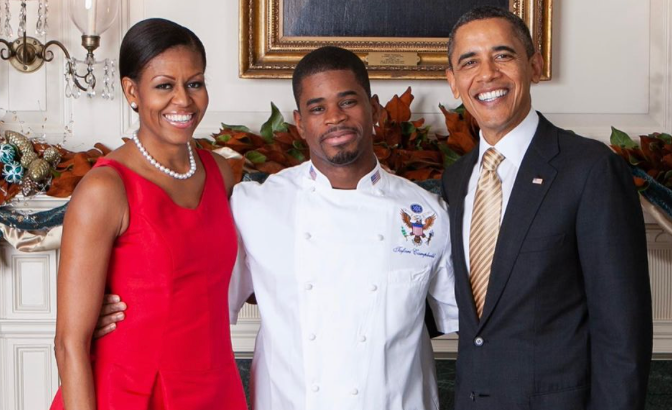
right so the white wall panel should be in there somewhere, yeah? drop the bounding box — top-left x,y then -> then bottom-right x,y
2,340 -> 58,410
2,247 -> 57,320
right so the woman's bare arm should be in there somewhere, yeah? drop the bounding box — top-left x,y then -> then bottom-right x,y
211,153 -> 236,198
54,167 -> 127,410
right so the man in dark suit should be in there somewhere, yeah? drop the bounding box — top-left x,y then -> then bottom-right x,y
441,6 -> 653,409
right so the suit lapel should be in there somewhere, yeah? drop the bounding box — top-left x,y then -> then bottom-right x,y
477,115 -> 560,331
451,148 -> 480,326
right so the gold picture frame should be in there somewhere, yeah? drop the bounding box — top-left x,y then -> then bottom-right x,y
240,0 -> 553,80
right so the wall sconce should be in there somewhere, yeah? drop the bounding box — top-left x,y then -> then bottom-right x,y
0,0 -> 119,99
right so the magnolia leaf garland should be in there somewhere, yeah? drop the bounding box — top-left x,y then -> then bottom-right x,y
0,131 -> 110,205
203,87 -> 480,182
610,127 -> 672,190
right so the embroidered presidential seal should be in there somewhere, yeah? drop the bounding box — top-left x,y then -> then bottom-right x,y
400,204 -> 436,246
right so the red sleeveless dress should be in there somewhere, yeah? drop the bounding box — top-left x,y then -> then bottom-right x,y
50,150 -> 247,410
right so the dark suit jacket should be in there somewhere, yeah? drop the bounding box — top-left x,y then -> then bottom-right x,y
440,114 -> 652,410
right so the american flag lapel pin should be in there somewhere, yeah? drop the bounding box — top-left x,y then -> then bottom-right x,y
532,177 -> 543,185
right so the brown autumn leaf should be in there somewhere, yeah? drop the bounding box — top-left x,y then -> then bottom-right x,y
402,168 -> 434,181
0,181 -> 20,204
373,144 -> 391,160
72,153 -> 93,177
661,153 -> 672,170
255,161 -> 286,174
440,105 -> 478,155
641,136 -> 663,166
633,176 -> 647,188
226,157 -> 245,183
273,131 -> 297,146
384,87 -> 413,123
47,174 -> 83,197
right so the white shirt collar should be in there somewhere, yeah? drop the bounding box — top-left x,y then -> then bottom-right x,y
306,159 -> 384,192
477,107 -> 539,169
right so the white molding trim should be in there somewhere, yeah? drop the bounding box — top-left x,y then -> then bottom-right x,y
654,321 -> 672,354
0,338 -> 6,410
0,321 -> 56,337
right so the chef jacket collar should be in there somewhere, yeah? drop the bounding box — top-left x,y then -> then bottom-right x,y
307,160 -> 385,193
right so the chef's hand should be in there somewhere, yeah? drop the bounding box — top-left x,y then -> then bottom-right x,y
94,294 -> 126,339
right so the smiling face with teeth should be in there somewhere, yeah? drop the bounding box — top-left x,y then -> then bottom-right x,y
122,45 -> 208,148
446,18 -> 543,145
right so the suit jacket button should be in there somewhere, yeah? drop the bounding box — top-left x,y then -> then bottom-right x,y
470,392 -> 476,401
474,337 -> 484,347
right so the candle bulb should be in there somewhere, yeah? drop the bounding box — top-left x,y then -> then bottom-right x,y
86,0 -> 98,34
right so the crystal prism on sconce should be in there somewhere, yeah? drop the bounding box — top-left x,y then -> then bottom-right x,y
0,0 -> 119,99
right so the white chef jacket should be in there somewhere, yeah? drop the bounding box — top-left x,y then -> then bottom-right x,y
229,160 -> 458,410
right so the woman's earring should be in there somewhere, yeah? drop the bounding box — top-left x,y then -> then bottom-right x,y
130,102 -> 138,110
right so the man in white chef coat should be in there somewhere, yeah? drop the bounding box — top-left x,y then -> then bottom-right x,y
228,46 -> 458,410
95,46 -> 458,410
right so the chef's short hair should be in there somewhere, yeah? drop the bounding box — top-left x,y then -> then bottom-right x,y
292,46 -> 371,109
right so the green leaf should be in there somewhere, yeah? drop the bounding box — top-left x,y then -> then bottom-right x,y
288,148 -> 306,162
454,104 -> 467,116
50,169 -> 61,178
245,150 -> 267,164
656,133 -> 672,144
220,123 -> 250,132
292,140 -> 305,150
216,134 -> 232,143
401,122 -> 416,136
610,127 -> 638,149
438,142 -> 462,166
664,170 -> 672,181
627,152 -> 642,166
260,103 -> 288,143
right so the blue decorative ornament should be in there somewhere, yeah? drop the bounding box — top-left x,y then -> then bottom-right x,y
0,144 -> 16,164
2,162 -> 24,184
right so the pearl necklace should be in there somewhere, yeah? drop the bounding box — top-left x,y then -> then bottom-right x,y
131,132 -> 197,180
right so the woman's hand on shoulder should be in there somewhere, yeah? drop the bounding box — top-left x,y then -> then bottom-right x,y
211,152 -> 237,198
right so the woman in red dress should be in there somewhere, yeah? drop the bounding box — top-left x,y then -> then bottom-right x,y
50,18 -> 247,410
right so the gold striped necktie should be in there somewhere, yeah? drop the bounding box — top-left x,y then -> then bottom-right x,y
469,148 -> 505,319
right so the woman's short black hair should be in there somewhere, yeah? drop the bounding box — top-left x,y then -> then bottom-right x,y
119,18 -> 207,82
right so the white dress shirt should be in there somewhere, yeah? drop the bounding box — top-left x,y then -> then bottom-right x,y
229,160 -> 458,410
462,108 -> 539,271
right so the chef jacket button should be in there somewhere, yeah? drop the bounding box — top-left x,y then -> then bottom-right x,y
350,388 -> 359,396
375,189 -> 384,196
369,284 -> 378,292
474,337 -> 484,347
305,283 -> 313,290
308,333 -> 316,341
311,384 -> 320,392
358,335 -> 367,342
304,232 -> 312,240
309,187 -> 316,192
377,234 -> 384,241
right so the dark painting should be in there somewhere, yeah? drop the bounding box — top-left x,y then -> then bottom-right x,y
283,0 -> 510,38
